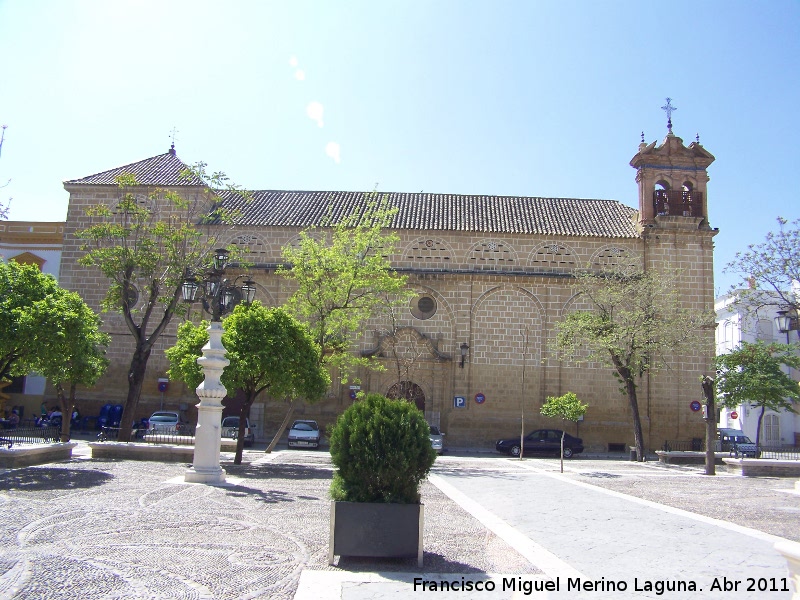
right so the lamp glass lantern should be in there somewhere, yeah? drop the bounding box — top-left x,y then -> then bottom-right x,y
460,342 -> 469,368
774,309 -> 798,334
181,276 -> 199,303
242,278 -> 257,304
213,248 -> 230,271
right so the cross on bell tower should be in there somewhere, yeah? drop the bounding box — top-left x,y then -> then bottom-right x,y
630,101 -> 715,228
661,98 -> 677,134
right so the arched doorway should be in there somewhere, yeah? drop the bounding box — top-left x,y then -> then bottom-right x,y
386,381 -> 425,412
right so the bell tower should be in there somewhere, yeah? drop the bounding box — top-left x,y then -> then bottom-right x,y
630,98 -> 716,229
629,99 -> 719,456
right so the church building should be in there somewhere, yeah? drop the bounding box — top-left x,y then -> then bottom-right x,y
57,121 -> 717,452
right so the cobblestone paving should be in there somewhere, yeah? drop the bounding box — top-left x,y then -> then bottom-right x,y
0,450 -> 537,600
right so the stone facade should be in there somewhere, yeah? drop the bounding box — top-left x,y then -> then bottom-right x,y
56,131 -> 718,452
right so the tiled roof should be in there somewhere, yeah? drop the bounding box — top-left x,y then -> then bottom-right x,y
64,149 -> 204,186
65,151 -> 640,238
218,190 -> 639,238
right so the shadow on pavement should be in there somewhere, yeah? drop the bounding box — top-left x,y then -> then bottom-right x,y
335,553 -> 490,574
224,462 -> 333,481
0,467 -> 114,491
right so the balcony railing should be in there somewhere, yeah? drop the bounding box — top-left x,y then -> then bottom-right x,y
653,189 -> 703,218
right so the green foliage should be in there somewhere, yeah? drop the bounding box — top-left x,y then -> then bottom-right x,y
21,289 -> 109,390
554,269 -> 714,387
329,393 -> 436,504
75,168 -> 249,437
715,341 -> 800,412
166,319 -> 210,390
279,194 -> 410,380
541,392 -> 588,423
167,301 -> 329,464
553,267 -> 714,460
167,302 -> 330,402
0,261 -> 62,382
222,302 -> 330,401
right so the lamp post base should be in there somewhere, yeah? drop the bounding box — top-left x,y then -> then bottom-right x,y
184,465 -> 227,485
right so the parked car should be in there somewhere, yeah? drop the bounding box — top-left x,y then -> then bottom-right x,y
717,428 -> 760,458
221,416 -> 255,447
496,428 -> 584,458
429,425 -> 445,454
148,411 -> 188,434
288,419 -> 321,449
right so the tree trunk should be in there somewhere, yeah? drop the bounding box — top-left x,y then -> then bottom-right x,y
233,393 -> 256,465
56,383 -> 72,443
611,357 -> 646,461
118,346 -> 152,442
702,375 -> 716,476
266,401 -> 294,453
755,405 -> 765,449
626,378 -> 645,461
559,430 -> 565,473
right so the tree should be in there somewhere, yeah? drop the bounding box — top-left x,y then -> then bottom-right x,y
166,302 -> 330,464
715,341 -> 800,448
553,268 -> 714,461
278,195 -> 410,380
0,261 -> 61,392
540,392 -> 588,472
77,167 -> 247,441
725,217 -> 800,322
21,291 -> 109,441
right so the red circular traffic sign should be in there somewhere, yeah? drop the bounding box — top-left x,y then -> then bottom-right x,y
475,393 -> 486,404
730,411 -> 738,420
690,400 -> 701,412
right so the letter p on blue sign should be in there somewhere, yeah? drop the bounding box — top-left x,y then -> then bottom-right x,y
453,396 -> 466,408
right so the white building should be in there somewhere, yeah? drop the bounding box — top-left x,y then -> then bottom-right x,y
0,221 -> 64,402
715,292 -> 800,447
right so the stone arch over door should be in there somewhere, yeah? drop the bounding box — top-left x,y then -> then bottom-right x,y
386,381 -> 426,412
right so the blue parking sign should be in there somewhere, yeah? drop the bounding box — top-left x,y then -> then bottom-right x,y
453,396 -> 466,408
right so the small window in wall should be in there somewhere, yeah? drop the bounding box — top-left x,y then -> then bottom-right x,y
410,294 -> 437,320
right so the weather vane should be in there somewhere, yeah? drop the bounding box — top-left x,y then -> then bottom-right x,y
169,127 -> 179,151
661,98 -> 676,134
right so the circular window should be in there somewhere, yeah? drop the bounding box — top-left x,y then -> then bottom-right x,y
410,294 -> 437,320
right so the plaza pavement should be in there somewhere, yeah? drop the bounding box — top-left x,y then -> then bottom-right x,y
0,440 -> 797,599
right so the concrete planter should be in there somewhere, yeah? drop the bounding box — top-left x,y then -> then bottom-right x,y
328,501 -> 423,567
0,442 -> 76,468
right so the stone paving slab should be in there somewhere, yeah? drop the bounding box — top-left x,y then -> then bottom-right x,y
0,446 -> 537,600
431,456 -> 799,600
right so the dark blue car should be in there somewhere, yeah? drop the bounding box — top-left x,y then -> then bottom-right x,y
496,429 -> 584,458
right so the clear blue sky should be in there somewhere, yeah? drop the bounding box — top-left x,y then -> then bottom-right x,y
1,0 -> 797,294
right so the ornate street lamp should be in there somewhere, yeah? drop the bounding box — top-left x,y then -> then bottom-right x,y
774,309 -> 799,342
181,252 -> 256,484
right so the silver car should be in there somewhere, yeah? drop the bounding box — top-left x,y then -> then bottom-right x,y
429,425 -> 445,454
148,411 -> 188,434
288,420 -> 321,449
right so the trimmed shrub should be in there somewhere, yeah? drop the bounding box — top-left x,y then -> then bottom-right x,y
329,393 -> 437,504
